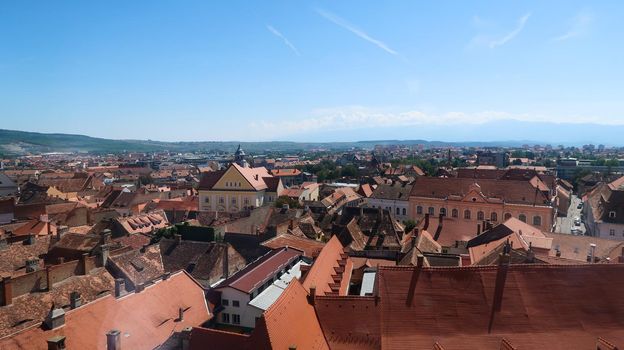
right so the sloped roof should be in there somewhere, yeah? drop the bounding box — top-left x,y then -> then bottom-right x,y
261,234 -> 325,258
107,244 -> 164,287
0,271 -> 210,350
302,235 -> 352,296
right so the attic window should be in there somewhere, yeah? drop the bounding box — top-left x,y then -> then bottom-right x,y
472,198 -> 476,202
609,211 -> 617,219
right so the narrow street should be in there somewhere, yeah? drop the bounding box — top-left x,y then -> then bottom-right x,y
555,194 -> 586,235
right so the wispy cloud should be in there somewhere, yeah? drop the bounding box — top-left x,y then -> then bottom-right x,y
266,25 -> 301,56
250,105 -> 616,137
553,11 -> 593,41
489,13 -> 531,48
316,8 -> 398,56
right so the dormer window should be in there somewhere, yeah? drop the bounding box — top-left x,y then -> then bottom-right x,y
609,211 -> 616,219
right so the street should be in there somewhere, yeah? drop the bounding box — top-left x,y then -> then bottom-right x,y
555,194 -> 586,235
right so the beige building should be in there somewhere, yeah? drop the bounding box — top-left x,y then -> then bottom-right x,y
409,177 -> 556,232
198,163 -> 283,213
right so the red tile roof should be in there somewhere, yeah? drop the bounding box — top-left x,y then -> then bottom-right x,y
0,271 -> 210,350
302,236 -> 352,296
261,234 -> 325,258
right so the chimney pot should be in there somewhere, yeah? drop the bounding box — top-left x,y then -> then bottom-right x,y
44,308 -> 66,330
178,307 -> 184,322
70,291 -> 82,309
106,330 -> 121,350
308,285 -> 316,305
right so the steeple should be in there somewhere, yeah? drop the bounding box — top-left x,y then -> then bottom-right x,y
234,144 -> 248,167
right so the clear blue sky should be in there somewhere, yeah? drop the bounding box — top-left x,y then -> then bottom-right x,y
1,1 -> 623,143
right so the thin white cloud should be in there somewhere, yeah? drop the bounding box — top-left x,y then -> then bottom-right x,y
489,13 -> 531,48
316,8 -> 398,56
250,105 -> 619,137
266,25 -> 301,56
553,12 -> 593,41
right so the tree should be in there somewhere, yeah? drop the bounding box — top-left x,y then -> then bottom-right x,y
275,196 -> 301,209
403,220 -> 417,233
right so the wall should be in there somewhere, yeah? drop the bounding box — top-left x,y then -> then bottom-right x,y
217,288 -> 262,329
367,198 -> 409,221
199,190 -> 265,213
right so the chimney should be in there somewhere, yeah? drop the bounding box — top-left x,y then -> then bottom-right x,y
70,291 -> 82,309
589,243 -> 597,263
178,307 -> 184,322
180,327 -> 192,350
433,214 -> 444,241
100,244 -> 110,267
100,229 -> 112,244
1,277 -> 13,306
477,224 -> 481,236
106,330 -> 121,350
526,242 -> 535,263
57,226 -> 69,241
308,285 -> 316,305
423,213 -> 430,231
0,236 -> 8,250
47,336 -> 66,350
174,234 -> 182,244
25,258 -> 40,273
556,249 -> 561,257
26,234 -> 36,245
44,307 -> 66,330
114,278 -> 126,298
222,244 -> 229,279
416,254 -> 424,268
162,272 -> 171,280
411,229 -> 419,250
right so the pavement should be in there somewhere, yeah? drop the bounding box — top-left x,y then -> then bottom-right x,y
555,194 -> 586,235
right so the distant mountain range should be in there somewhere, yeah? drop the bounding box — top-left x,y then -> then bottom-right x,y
0,127 -> 599,156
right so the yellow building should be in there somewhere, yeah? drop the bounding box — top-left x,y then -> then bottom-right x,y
198,163 -> 283,212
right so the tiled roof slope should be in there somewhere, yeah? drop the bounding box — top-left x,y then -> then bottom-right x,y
261,234 -> 325,258
190,279 -> 328,350
302,235 -> 353,296
317,264 -> 624,349
0,271 -> 210,350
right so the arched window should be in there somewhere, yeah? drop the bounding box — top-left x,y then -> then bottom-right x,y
477,211 -> 484,220
417,206 -> 423,214
533,215 -> 542,226
491,212 -> 498,222
504,212 -> 512,221
428,207 -> 435,215
440,208 -> 447,216
402,208 -> 406,216
519,214 -> 527,223
452,209 -> 458,218
464,210 -> 471,219
396,207 -> 400,215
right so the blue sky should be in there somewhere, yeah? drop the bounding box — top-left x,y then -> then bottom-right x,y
1,1 -> 623,143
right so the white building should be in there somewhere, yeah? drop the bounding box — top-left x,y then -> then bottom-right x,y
367,182 -> 412,221
212,247 -> 304,329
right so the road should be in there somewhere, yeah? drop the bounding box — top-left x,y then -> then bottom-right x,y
555,194 -> 586,235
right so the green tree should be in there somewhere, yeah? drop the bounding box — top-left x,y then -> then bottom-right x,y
275,196 -> 301,209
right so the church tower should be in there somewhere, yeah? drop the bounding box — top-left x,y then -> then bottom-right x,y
234,144 -> 248,168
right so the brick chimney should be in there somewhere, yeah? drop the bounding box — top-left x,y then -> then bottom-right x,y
423,213 -> 430,231
106,330 -> 121,350
177,307 -> 184,322
47,336 -> 66,350
1,277 -> 13,306
433,214 -> 444,241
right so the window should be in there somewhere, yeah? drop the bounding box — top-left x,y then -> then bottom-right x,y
477,211 -> 484,220
204,197 -> 209,203
231,197 -> 237,204
244,198 -> 249,205
440,208 -> 447,216
417,206 -> 423,214
464,210 -> 471,220
519,214 -> 527,223
233,300 -> 240,307
396,207 -> 400,215
610,229 -> 616,236
491,212 -> 498,222
222,313 -> 230,323
451,209 -> 458,218
609,211 -> 617,219
504,212 -> 512,221
232,314 -> 241,325
219,197 -> 224,204
402,208 -> 406,216
532,215 -> 542,226
428,207 -> 435,215
222,299 -> 229,306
